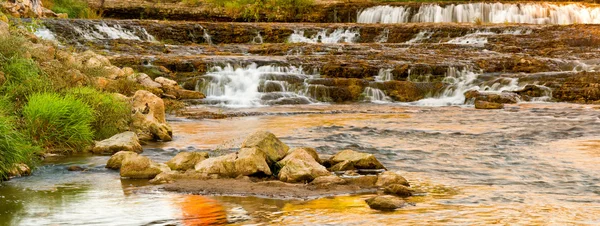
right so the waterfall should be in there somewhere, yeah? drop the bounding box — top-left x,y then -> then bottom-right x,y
412,67 -> 524,106
199,64 -> 314,107
363,87 -> 391,103
288,28 -> 360,43
203,29 -> 213,45
34,27 -> 59,42
406,31 -> 433,44
446,31 -> 494,46
358,3 -> 600,24
375,69 -> 393,82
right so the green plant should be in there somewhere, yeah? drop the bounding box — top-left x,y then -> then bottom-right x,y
0,58 -> 48,107
0,113 -> 40,180
22,93 -> 95,152
66,87 -> 131,140
0,35 -> 28,60
203,0 -> 314,22
43,0 -> 102,19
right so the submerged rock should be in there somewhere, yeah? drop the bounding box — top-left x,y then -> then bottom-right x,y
67,166 -> 85,171
241,131 -> 289,163
365,195 -> 405,211
166,152 -> 209,171
475,100 -> 504,109
131,90 -> 173,141
106,151 -> 139,169
384,184 -> 414,198
277,148 -> 330,183
376,171 -> 410,187
512,84 -> 551,101
92,131 -> 143,155
330,150 -> 386,170
120,155 -> 170,179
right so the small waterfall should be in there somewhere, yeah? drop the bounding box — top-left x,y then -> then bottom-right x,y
252,32 -> 264,44
412,67 -> 524,106
446,31 -> 494,46
375,28 -> 389,43
34,27 -> 59,42
288,28 -> 360,44
406,31 -> 433,44
203,29 -> 213,45
375,68 -> 393,82
358,3 -> 600,24
363,87 -> 391,103
199,64 -> 314,107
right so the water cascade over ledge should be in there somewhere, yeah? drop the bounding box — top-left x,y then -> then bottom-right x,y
358,3 -> 600,24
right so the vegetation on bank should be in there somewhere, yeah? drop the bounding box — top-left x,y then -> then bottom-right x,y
0,21 -> 132,178
186,0 -> 314,22
41,0 -> 101,19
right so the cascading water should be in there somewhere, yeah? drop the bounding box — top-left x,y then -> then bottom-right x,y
198,64 -> 314,107
446,31 -> 495,46
375,68 -> 393,82
406,31 -> 433,44
288,28 -> 360,43
363,87 -> 392,103
412,67 -> 528,106
358,3 -> 600,24
34,27 -> 59,42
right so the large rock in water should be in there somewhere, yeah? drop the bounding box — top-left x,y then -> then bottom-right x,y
106,151 -> 139,169
365,196 -> 405,211
194,148 -> 272,178
120,155 -> 170,179
329,150 -> 386,171
384,184 -> 414,198
376,171 -> 410,187
277,148 -> 330,183
166,152 -> 209,171
241,131 -> 289,163
131,90 -> 173,141
288,147 -> 321,163
92,132 -> 143,155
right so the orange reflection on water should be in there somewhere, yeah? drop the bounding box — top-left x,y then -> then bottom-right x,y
177,195 -> 228,226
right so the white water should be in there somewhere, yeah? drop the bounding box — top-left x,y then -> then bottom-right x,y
288,28 -> 360,43
252,32 -> 264,44
446,31 -> 494,46
358,3 -> 600,24
412,67 -> 524,106
70,22 -> 156,41
363,87 -> 392,103
375,68 -> 393,82
200,64 -> 313,107
203,29 -> 213,45
406,31 -> 433,44
34,27 -> 59,42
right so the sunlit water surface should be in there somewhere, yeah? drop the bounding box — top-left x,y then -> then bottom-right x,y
2,103 -> 600,225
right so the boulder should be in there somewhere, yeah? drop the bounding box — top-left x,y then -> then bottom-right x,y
78,51 -> 111,69
376,171 -> 410,187
131,90 -> 173,141
194,148 -> 272,178
384,184 -> 414,198
92,132 -> 143,155
8,163 -> 31,178
344,175 -> 378,188
235,148 -> 272,177
120,155 -> 170,179
194,153 -> 238,178
106,151 -> 139,169
464,90 -> 519,104
512,84 -> 551,101
154,77 -> 205,100
330,150 -> 386,170
136,73 -> 162,89
1,0 -> 44,18
365,196 -> 405,211
288,147 -> 321,163
104,65 -> 125,80
241,131 -> 289,163
166,152 -> 209,171
474,100 -> 504,109
329,160 -> 356,171
277,148 -> 330,183
310,175 -> 347,186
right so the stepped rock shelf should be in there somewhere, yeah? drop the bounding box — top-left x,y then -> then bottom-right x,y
38,19 -> 600,106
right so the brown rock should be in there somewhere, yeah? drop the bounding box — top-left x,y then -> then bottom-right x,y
92,131 -> 143,155
106,151 -> 139,169
166,152 -> 209,171
384,184 -> 414,198
120,155 -> 170,179
278,148 -> 330,183
310,175 -> 347,186
194,148 -> 272,178
365,195 -> 405,211
475,100 -> 504,109
376,171 -> 410,187
344,175 -> 378,188
241,131 -> 289,163
330,150 -> 385,170
131,90 -> 173,141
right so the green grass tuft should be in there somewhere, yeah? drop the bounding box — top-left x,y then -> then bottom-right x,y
0,58 -> 49,107
0,113 -> 40,181
66,87 -> 132,140
22,93 -> 95,152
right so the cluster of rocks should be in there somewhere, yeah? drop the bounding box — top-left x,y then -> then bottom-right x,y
464,84 -> 551,109
1,0 -> 65,18
101,130 -> 414,210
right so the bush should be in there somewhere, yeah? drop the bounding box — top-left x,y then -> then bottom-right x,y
0,114 -> 40,180
43,0 -> 101,19
66,87 -> 131,140
22,93 -> 95,152
0,58 -> 48,107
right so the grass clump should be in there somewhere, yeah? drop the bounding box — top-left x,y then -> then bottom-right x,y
66,87 -> 131,140
22,93 -> 95,152
42,0 -> 102,19
0,112 -> 40,180
0,58 -> 48,107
